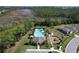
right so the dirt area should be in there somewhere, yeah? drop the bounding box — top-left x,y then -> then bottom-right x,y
49,36 -> 60,44
47,35 -> 61,45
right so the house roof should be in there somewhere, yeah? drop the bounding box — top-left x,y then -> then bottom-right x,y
59,26 -> 79,34
33,37 -> 44,44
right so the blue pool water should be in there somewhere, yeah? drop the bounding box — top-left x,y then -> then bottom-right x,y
34,29 -> 45,37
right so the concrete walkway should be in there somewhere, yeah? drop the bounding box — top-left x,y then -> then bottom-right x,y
26,49 -> 62,53
26,46 -> 63,53
37,44 -> 40,50
65,36 -> 79,53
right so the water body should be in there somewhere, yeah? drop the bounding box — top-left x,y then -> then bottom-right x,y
18,9 -> 32,15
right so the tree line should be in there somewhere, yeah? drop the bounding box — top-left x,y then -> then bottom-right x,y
0,20 -> 32,52
33,7 -> 79,26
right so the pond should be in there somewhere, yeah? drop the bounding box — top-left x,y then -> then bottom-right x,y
18,9 -> 32,15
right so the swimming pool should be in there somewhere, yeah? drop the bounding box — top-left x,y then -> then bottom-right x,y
34,29 -> 45,37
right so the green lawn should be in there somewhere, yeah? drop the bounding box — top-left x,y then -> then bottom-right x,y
40,44 -> 51,49
62,34 -> 75,52
76,45 -> 79,53
12,31 -> 36,53
75,32 -> 79,35
12,33 -> 28,53
51,29 -> 64,39
14,45 -> 36,53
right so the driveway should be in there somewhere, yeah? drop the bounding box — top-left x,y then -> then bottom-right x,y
65,37 -> 79,53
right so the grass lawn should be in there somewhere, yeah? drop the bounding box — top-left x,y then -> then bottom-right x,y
76,45 -> 79,53
50,29 -> 64,39
40,44 -> 51,49
75,32 -> 79,35
11,31 -> 36,53
62,34 -> 75,52
14,45 -> 36,53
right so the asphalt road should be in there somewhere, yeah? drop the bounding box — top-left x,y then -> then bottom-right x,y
65,37 -> 79,53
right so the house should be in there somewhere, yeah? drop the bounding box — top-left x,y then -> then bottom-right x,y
33,28 -> 45,45
59,26 -> 79,35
